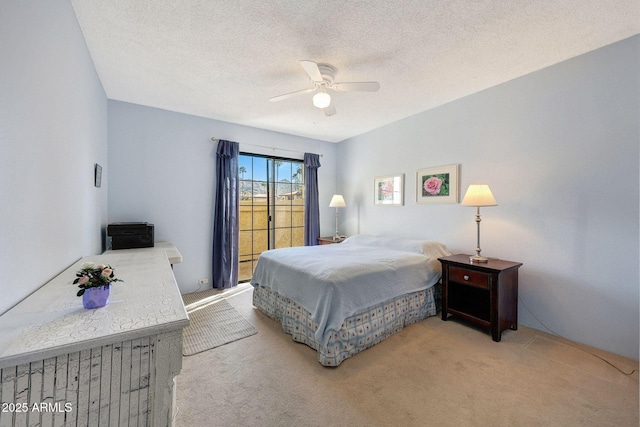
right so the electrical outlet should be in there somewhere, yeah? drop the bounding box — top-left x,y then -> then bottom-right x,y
198,278 -> 208,285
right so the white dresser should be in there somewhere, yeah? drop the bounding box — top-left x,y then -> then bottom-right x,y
0,244 -> 188,427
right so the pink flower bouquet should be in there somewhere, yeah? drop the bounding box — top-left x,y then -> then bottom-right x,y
73,262 -> 123,297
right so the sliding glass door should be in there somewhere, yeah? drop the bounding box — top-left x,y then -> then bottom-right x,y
238,154 -> 305,281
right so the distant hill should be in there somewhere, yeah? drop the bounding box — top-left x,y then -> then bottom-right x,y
239,179 -> 302,199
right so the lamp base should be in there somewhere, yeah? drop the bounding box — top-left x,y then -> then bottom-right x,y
469,255 -> 489,263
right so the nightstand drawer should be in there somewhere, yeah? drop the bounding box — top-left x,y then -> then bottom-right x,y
449,267 -> 489,289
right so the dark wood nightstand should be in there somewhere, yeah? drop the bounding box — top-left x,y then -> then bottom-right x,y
438,254 -> 522,342
317,236 -> 345,245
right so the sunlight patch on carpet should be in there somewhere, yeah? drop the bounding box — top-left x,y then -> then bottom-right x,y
182,297 -> 257,356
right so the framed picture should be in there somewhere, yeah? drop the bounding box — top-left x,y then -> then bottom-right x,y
374,174 -> 404,206
94,163 -> 102,188
416,164 -> 459,204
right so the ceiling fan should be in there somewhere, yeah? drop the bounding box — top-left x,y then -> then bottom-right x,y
270,60 -> 380,116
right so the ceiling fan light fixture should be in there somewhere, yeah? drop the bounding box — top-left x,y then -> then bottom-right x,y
270,60 -> 379,115
312,91 -> 331,109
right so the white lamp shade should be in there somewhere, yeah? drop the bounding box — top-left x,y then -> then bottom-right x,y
461,184 -> 497,207
329,194 -> 346,208
313,91 -> 331,108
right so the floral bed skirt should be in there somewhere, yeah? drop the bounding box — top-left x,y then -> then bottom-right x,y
252,283 -> 441,366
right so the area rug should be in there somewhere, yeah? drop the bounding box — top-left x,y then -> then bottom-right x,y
182,296 -> 257,356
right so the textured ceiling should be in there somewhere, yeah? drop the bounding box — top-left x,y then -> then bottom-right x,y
70,0 -> 639,143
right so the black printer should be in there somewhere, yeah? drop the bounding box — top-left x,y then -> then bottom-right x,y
107,222 -> 154,250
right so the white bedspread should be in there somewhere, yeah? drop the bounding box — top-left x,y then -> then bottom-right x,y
250,235 -> 450,346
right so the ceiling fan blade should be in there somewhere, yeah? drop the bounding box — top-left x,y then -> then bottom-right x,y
323,101 -> 336,117
331,81 -> 380,92
300,60 -> 323,82
269,87 -> 315,102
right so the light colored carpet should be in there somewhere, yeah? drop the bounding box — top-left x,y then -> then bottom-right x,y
176,284 -> 638,427
182,289 -> 257,356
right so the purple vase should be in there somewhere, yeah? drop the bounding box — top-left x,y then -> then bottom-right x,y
82,285 -> 111,309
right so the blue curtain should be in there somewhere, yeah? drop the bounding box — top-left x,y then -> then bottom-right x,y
304,153 -> 321,246
212,140 -> 239,289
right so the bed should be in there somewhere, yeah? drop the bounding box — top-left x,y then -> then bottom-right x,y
251,235 -> 451,366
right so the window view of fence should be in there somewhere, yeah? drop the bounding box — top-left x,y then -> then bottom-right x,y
238,154 -> 305,282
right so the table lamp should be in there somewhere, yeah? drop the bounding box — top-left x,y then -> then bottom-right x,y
329,194 -> 346,240
461,184 -> 497,263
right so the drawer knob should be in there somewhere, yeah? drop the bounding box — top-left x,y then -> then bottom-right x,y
464,275 -> 470,281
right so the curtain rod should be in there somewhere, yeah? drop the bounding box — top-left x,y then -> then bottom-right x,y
210,138 -> 322,157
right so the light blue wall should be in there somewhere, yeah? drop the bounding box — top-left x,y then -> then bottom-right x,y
336,36 -> 639,359
0,0 -> 108,314
107,101 -> 338,294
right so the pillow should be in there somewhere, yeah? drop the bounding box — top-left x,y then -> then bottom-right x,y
418,241 -> 451,258
341,234 -> 383,247
342,234 -> 450,256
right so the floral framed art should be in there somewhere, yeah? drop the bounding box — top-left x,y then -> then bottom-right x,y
374,174 -> 404,206
416,164 -> 459,204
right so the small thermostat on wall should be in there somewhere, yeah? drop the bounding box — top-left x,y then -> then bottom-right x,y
94,163 -> 102,188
